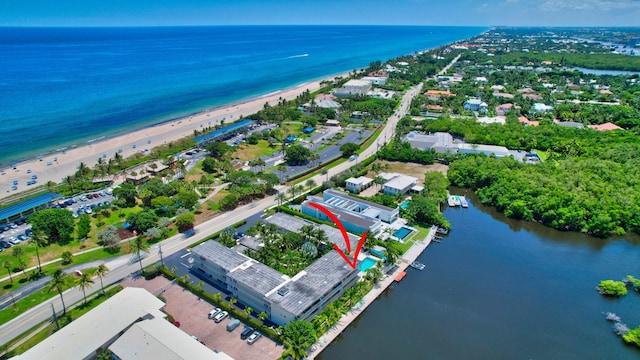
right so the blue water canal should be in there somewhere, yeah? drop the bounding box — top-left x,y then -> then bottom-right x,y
319,191 -> 640,359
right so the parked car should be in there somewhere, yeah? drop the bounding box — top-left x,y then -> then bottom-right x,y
0,241 -> 12,249
213,311 -> 229,323
17,234 -> 28,241
226,319 -> 241,332
208,308 -> 222,319
247,332 -> 262,345
240,327 -> 254,340
85,208 -> 92,214
9,237 -> 20,245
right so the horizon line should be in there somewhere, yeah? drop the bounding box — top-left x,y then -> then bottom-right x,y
1,24 -> 639,29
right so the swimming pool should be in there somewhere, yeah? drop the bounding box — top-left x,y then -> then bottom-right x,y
358,257 -> 378,272
400,200 -> 410,209
394,226 -> 413,240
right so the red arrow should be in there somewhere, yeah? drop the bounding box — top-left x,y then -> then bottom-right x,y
308,202 -> 367,269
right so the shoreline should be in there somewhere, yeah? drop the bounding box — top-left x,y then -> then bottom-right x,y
0,71 -> 349,200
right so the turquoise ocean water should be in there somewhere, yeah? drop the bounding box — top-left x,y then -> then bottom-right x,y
0,26 -> 485,165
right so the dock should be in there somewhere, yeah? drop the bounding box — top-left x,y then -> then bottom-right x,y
395,271 -> 407,281
308,226 -> 437,358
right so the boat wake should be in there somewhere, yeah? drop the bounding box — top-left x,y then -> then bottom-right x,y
285,53 -> 309,59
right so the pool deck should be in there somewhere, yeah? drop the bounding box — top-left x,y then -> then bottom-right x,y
309,226 -> 436,358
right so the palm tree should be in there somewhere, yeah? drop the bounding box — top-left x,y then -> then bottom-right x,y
212,293 -> 223,303
30,230 -> 48,273
95,264 -> 109,295
229,297 -> 238,307
299,225 -> 315,243
76,161 -> 89,178
258,311 -> 268,321
76,272 -> 95,305
130,236 -> 148,274
48,269 -> 68,314
277,192 -> 287,208
374,175 -> 386,192
305,179 -> 316,192
12,247 -> 26,277
277,164 -> 287,182
244,306 -> 253,317
3,261 -> 13,284
65,175 -> 75,192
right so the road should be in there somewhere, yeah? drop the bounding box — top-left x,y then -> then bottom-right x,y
0,194 -> 279,346
0,68 -> 434,346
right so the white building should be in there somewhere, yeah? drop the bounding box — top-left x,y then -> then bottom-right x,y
334,79 -> 372,96
532,103 -> 553,112
13,288 -> 231,360
379,173 -> 418,196
403,131 -> 456,153
361,76 -> 387,85
345,176 -> 374,194
191,241 -> 358,327
463,98 -> 488,114
457,143 -> 510,157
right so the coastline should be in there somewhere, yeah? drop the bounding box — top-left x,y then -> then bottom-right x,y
0,72 -> 347,200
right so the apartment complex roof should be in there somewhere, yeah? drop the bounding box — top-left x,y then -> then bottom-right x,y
228,261 -> 288,295
192,240 -> 249,271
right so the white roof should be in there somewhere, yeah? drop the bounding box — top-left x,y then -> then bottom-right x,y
344,79 -> 372,87
384,175 -> 417,190
346,176 -> 373,186
109,317 -> 232,360
14,288 -> 166,360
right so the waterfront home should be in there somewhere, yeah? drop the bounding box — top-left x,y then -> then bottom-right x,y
589,122 -> 623,131
191,240 -> 359,327
457,143 -> 510,158
334,79 -> 372,97
381,173 -> 419,196
403,131 -> 455,153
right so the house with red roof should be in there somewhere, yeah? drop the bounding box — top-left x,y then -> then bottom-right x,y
589,122 -> 623,131
518,116 -> 539,126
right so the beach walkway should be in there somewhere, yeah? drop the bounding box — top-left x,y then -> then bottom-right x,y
309,226 -> 435,359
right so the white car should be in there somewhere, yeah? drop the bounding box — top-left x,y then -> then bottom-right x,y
213,311 -> 228,323
247,332 -> 262,345
208,308 -> 221,319
9,237 -> 20,245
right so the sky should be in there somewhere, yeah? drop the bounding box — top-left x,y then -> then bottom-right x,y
2,0 -> 640,27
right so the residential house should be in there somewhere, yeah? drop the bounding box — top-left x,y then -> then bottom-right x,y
378,172 -> 419,196
463,99 -> 488,114
493,92 -> 514,99
523,93 -> 543,101
424,89 -> 456,101
457,143 -> 510,157
518,116 -> 540,126
495,103 -> 520,116
334,79 -> 372,97
532,103 -> 553,112
345,176 -> 374,194
362,76 -> 387,85
403,131 -> 456,153
589,122 -> 623,131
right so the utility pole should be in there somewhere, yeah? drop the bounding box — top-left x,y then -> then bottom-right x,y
51,303 -> 59,330
158,243 -> 164,268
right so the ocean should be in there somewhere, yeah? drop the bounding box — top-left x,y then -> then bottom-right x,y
0,26 -> 485,165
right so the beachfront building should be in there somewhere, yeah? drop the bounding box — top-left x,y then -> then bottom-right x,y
403,131 -> 456,153
378,173 -> 419,196
191,241 -> 358,326
457,143 -> 510,158
345,176 -> 374,194
361,76 -> 387,85
301,189 -> 399,235
334,79 -> 372,97
13,287 -> 231,360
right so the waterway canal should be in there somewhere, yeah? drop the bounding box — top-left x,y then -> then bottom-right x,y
318,191 -> 640,359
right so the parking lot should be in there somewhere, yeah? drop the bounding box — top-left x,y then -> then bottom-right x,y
121,276 -> 284,360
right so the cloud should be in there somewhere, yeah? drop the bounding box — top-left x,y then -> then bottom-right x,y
540,0 -> 640,12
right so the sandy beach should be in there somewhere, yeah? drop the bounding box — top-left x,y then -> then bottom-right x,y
0,75 -> 343,202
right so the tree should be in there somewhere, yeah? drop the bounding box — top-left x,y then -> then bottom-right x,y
285,144 -> 312,165
131,236 -> 148,273
3,261 -> 13,284
597,280 -> 627,296
61,251 -> 73,265
277,192 -> 288,208
49,269 -> 68,314
98,225 -> 120,250
305,179 -> 316,192
175,212 -> 195,231
623,327 -> 640,348
112,183 -> 138,208
219,193 -> 239,211
30,230 -> 48,273
340,142 -> 360,157
282,320 -> 316,360
29,208 -> 75,243
76,272 -> 94,305
174,190 -> 199,209
12,247 -> 26,276
277,164 -> 287,182
244,307 -> 253,317
202,157 -> 218,173
218,232 -> 237,248
300,242 -> 318,258
205,142 -> 231,159
374,175 -> 386,191
127,210 -> 158,232
76,214 -> 92,240
258,311 -> 268,321
229,297 -> 238,307
96,264 -> 109,295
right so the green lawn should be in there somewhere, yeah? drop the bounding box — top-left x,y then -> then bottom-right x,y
533,149 -> 548,162
232,140 -> 277,161
388,239 -> 414,255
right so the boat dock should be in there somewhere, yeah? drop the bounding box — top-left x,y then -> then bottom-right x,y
308,226 -> 437,358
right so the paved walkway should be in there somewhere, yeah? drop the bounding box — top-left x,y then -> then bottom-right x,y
309,226 -> 435,359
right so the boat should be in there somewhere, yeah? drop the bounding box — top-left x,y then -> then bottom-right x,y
436,227 -> 449,235
395,271 -> 407,282
447,196 -> 457,207
410,262 -> 425,270
460,196 -> 469,208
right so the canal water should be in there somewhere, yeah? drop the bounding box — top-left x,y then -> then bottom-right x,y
318,191 -> 640,359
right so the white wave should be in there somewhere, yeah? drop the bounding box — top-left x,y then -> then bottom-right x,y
285,53 -> 309,59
